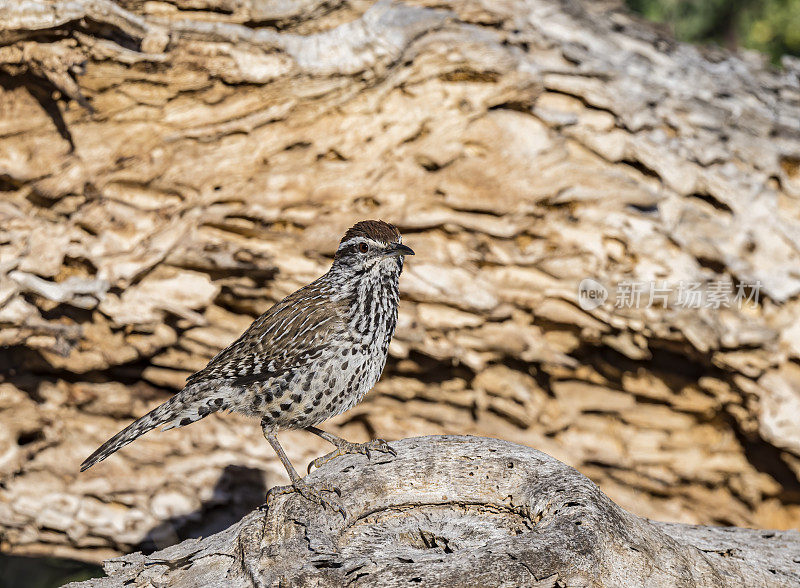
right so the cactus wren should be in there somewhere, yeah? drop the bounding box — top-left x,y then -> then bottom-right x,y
81,220 -> 414,513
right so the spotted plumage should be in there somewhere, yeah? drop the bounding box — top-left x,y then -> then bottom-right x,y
80,220 -> 413,513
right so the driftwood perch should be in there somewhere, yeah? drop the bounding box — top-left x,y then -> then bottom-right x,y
68,436 -> 800,587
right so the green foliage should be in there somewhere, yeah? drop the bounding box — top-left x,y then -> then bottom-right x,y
626,0 -> 800,63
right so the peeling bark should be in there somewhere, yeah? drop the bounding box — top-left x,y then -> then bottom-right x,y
2,0 -> 800,564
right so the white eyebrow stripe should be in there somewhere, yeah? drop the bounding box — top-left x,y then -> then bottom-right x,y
337,235 -> 399,251
337,237 -> 366,250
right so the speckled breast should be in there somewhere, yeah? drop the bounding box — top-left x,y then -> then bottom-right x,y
254,337 -> 388,430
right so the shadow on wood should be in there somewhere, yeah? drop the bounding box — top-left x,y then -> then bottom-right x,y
67,436 -> 800,587
137,464 -> 268,554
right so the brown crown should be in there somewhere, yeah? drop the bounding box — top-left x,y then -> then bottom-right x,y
340,220 -> 401,245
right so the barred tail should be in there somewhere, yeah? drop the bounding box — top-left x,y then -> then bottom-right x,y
80,387 -> 222,472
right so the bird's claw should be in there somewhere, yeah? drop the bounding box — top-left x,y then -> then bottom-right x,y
308,438 -> 396,473
363,438 -> 396,460
264,480 -> 345,518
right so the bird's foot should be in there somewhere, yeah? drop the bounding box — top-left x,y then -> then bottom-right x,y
264,479 -> 345,518
308,438 -> 396,473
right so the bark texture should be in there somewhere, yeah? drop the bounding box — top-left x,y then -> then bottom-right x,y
2,0 -> 800,564
66,436 -> 800,587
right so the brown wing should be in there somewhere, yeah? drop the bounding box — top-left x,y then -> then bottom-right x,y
187,280 -> 344,386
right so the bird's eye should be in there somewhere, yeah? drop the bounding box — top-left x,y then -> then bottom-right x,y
358,242 -> 369,254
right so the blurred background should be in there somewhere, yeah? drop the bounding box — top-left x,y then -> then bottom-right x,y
626,0 -> 800,62
1,0 -> 799,585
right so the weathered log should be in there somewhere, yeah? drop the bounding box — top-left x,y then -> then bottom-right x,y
66,436 -> 800,587
2,0 -> 800,564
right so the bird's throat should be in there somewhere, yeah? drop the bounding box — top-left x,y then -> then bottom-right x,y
345,263 -> 401,344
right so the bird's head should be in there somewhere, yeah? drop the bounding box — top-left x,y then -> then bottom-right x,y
332,220 -> 414,276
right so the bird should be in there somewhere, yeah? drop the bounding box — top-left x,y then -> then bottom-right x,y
80,220 -> 414,514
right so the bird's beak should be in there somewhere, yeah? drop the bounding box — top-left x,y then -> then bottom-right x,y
385,243 -> 415,258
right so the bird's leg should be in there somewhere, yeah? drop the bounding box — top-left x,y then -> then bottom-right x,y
262,421 -> 344,517
305,425 -> 396,473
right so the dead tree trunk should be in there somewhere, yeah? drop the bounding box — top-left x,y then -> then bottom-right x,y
66,436 -> 800,587
2,0 -> 800,565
